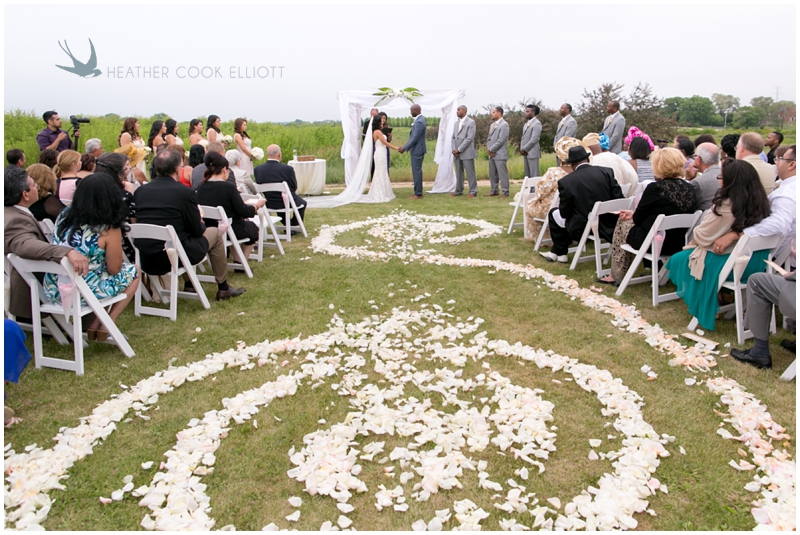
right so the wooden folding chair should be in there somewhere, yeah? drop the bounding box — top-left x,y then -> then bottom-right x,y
615,211 -> 703,306
687,233 -> 784,344
127,224 -> 211,322
507,176 -> 541,235
6,254 -> 134,375
199,205 -> 253,278
241,193 -> 285,258
255,182 -> 308,242
569,197 -> 634,275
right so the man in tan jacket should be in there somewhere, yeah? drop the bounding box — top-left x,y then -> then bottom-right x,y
4,167 -> 88,319
737,132 -> 776,194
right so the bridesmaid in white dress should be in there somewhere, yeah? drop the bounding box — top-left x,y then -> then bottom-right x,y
206,114 -> 223,144
188,119 -> 208,149
164,119 -> 184,147
118,117 -> 147,176
233,118 -> 254,177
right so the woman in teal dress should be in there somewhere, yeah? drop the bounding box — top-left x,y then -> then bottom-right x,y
43,174 -> 140,341
665,159 -> 772,330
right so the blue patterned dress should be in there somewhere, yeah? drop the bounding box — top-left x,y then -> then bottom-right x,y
43,210 -> 138,305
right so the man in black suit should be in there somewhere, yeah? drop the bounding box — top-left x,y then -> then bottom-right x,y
134,150 -> 245,301
253,144 -> 307,230
540,146 -> 622,263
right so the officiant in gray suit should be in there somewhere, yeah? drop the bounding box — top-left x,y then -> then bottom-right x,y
554,103 -> 578,164
520,104 -> 542,178
603,100 -> 626,154
451,105 -> 477,197
485,106 -> 510,197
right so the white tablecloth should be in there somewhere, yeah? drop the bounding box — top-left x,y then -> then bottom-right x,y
288,159 -> 326,195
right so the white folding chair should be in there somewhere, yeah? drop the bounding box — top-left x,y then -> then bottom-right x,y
507,176 -> 541,235
569,197 -> 635,275
199,205 -> 253,278
37,219 -> 56,242
5,255 -> 71,346
615,211 -> 703,306
241,193 -> 285,258
127,224 -> 211,321
6,254 -> 135,375
619,183 -> 632,197
687,233 -> 784,344
255,182 -> 308,242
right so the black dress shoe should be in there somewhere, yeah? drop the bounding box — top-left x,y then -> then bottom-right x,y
780,339 -> 795,353
216,287 -> 246,301
730,348 -> 772,369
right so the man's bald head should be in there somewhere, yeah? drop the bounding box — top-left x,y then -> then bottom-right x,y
410,104 -> 421,117
267,144 -> 281,159
695,142 -> 720,171
208,141 -> 225,156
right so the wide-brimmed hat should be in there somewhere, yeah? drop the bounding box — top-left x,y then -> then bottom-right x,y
564,146 -> 592,163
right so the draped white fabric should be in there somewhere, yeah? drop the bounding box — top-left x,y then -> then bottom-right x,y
338,89 -> 465,191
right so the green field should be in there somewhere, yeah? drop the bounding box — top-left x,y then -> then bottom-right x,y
3,186 -> 794,531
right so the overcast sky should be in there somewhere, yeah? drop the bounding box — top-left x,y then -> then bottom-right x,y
4,3 -> 796,122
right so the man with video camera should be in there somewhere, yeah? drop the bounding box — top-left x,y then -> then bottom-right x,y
36,111 -> 86,153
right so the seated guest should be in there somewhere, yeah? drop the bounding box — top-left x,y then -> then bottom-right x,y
730,270 -> 795,369
182,145 -> 204,188
737,132 -> 776,194
95,153 -> 137,260
43,174 -> 140,341
133,150 -> 245,301
712,144 -> 796,260
196,152 -> 265,263
524,137 -> 581,241
598,148 -> 697,285
6,149 -> 26,169
26,164 -> 65,222
254,144 -> 307,230
693,134 -> 716,148
627,137 -> 654,183
674,135 -> 695,170
687,143 -> 722,211
583,132 -> 638,197
38,149 -> 58,169
665,159 -> 771,331
621,126 -> 653,162
77,153 -> 96,179
764,131 -> 783,165
720,133 -> 740,160
162,145 -> 192,188
4,167 -> 89,322
539,146 -> 623,263
84,138 -> 103,159
192,141 -> 230,189
226,149 -> 258,194
54,150 -> 82,203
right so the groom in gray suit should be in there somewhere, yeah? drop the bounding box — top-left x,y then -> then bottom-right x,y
485,106 -> 510,197
451,105 -> 477,197
399,104 -> 426,199
554,103 -> 578,163
603,100 -> 626,154
520,104 -> 542,178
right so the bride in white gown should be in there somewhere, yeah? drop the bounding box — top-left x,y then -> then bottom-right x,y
306,113 -> 399,208
365,114 -> 399,202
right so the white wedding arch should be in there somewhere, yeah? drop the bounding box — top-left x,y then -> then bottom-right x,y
306,88 -> 465,208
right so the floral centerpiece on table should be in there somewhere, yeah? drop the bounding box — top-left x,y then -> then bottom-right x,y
250,147 -> 265,160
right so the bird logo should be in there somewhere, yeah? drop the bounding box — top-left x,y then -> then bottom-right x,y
55,39 -> 101,78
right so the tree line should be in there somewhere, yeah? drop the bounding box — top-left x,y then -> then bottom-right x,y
664,94 -> 795,130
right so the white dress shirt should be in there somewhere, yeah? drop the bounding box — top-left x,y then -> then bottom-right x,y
744,175 -> 796,255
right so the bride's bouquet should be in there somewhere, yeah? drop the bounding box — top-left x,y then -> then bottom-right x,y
250,147 -> 265,160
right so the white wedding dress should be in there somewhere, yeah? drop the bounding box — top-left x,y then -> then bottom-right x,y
364,137 -> 395,203
305,121 -> 394,208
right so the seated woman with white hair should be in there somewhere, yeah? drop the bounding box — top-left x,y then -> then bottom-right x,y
226,149 -> 258,194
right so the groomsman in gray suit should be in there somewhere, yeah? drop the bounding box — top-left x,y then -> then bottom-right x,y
520,104 -> 542,178
451,105 -> 477,197
603,100 -> 626,154
485,106 -> 510,197
554,103 -> 578,164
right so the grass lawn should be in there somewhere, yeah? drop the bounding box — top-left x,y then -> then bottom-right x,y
4,183 -> 795,531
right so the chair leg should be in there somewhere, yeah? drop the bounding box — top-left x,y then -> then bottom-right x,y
570,226 -> 592,271
780,360 -> 796,381
507,198 -> 522,234
534,218 -> 549,251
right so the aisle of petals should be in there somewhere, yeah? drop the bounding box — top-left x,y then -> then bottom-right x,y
311,211 -> 796,530
140,307 -> 668,531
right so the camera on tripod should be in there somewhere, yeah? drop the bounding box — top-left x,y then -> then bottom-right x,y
70,115 -> 90,131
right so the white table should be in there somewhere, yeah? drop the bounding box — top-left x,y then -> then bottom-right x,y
288,159 -> 326,195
